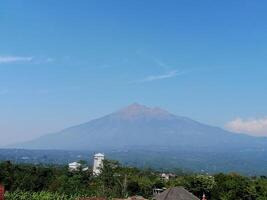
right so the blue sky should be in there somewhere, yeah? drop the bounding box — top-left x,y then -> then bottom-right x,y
1,0 -> 267,145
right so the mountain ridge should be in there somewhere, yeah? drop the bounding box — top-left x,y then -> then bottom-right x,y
13,103 -> 267,151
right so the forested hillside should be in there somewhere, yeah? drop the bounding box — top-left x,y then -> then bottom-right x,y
1,160 -> 267,200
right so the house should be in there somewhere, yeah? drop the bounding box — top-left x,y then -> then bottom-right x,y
68,161 -> 81,171
154,187 -> 199,200
161,173 -> 176,181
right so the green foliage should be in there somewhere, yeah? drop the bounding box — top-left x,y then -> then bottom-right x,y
184,175 -> 216,199
1,160 -> 267,199
5,191 -> 82,200
211,173 -> 256,200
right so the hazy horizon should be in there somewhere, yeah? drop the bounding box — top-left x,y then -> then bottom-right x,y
1,1 -> 267,146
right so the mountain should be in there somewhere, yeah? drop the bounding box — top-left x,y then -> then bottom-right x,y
15,103 -> 267,151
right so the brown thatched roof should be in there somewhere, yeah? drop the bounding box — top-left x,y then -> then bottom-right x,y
155,187 -> 199,200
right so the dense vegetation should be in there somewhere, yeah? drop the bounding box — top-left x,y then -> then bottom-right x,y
1,160 -> 267,200
4,191 -> 81,200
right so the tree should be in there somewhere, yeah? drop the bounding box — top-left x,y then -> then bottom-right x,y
211,173 -> 256,200
127,181 -> 140,196
184,175 -> 216,199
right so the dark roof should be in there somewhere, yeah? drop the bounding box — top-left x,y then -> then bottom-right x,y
155,187 -> 199,200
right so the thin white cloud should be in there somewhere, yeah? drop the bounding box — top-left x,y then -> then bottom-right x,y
225,117 -> 267,136
0,56 -> 33,64
136,70 -> 184,83
0,55 -> 55,64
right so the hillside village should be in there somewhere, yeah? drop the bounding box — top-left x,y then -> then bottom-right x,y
0,153 -> 207,200
1,152 -> 267,200
66,153 -> 204,200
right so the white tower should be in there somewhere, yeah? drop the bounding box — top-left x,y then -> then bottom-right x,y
93,153 -> 104,175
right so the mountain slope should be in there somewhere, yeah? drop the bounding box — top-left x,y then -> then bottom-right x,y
15,103 -> 267,151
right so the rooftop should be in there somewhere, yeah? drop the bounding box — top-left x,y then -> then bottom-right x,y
94,153 -> 104,157
155,187 -> 199,200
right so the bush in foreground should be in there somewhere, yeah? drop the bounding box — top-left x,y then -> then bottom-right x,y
5,191 -> 85,200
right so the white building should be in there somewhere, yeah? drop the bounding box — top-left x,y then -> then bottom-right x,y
160,173 -> 176,181
68,161 -> 81,171
93,153 -> 104,175
161,173 -> 170,181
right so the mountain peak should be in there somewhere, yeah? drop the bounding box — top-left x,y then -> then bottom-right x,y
122,103 -> 150,111
116,103 -> 172,119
